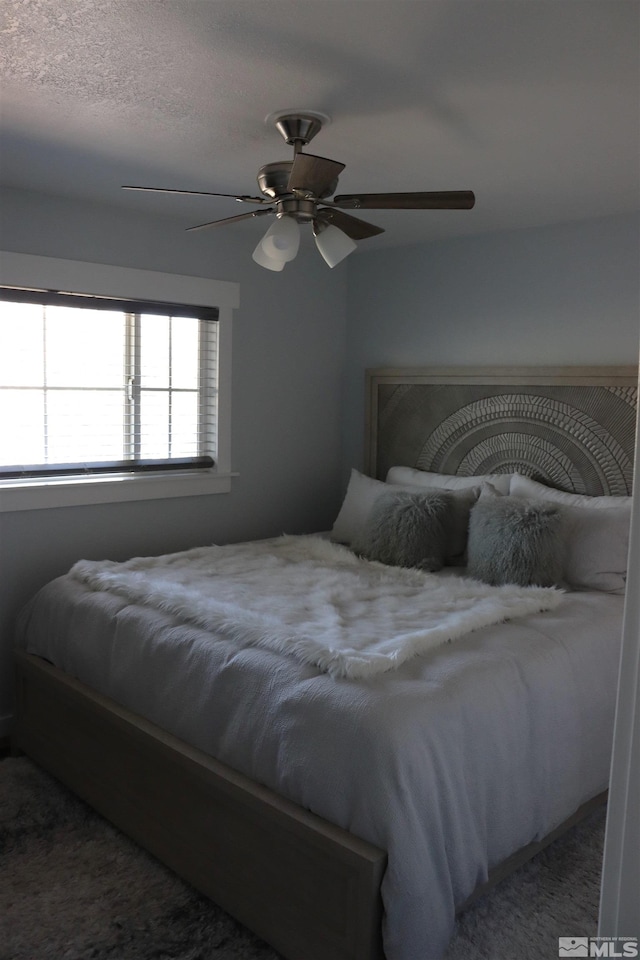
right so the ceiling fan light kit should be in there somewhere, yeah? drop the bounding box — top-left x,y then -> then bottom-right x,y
252,215 -> 300,270
251,241 -> 285,272
123,110 -> 475,271
260,215 -> 301,260
313,222 -> 358,268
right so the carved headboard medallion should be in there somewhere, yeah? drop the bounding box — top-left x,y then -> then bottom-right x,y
366,367 -> 638,495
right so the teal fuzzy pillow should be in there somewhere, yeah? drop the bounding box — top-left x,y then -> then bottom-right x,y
353,489 -> 452,571
467,497 -> 564,587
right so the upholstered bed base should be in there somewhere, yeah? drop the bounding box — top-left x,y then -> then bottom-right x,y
13,651 -> 386,960
13,650 -> 606,960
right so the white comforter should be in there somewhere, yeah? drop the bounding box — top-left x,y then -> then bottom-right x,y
16,536 -> 623,960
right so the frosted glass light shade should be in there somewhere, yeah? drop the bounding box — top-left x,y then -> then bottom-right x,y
259,216 -> 300,263
314,224 -> 357,268
252,241 -> 286,271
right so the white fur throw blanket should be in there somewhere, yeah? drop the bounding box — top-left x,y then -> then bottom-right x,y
70,535 -> 563,679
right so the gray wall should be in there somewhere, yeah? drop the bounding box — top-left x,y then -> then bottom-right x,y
0,187 -> 348,732
343,212 -> 640,473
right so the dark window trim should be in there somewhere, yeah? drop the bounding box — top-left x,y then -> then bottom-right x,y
0,457 -> 214,480
0,286 -> 219,323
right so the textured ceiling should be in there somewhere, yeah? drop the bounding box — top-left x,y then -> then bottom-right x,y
1,0 -> 639,251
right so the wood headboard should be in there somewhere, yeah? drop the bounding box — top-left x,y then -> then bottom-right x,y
366,366 -> 638,496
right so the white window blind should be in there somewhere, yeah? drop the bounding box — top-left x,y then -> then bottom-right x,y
0,287 -> 219,479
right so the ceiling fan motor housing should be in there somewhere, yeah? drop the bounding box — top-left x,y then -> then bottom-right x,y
257,161 -> 293,199
278,198 -> 316,222
257,160 -> 339,203
257,111 -> 339,210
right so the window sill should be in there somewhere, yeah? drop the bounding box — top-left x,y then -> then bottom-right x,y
0,469 -> 234,512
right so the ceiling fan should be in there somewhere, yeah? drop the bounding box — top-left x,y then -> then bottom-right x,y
123,111 -> 475,271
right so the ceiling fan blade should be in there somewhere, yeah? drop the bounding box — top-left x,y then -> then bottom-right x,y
315,207 -> 384,240
186,208 -> 275,232
122,185 -> 267,204
332,191 -> 476,210
287,153 -> 346,197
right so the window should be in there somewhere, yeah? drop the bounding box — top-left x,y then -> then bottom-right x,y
0,290 -> 218,478
0,254 -> 238,511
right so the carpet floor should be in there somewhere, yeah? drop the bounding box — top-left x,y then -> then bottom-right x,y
0,757 -> 604,960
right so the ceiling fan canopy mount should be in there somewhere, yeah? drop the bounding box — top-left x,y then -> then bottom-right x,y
122,109 -> 475,269
268,110 -> 331,150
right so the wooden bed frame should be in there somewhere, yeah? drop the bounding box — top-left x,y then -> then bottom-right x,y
12,365 -> 636,960
13,650 -> 386,960
12,644 -> 608,960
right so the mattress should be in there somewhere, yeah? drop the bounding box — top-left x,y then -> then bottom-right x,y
15,538 -> 623,960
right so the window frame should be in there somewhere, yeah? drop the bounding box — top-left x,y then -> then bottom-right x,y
0,253 -> 238,512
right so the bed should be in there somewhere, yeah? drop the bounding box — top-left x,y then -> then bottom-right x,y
12,366 -> 637,960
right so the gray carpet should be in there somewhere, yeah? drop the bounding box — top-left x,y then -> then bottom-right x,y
0,757 -> 604,960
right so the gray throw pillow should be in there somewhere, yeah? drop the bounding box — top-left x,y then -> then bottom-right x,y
467,496 -> 564,587
354,489 -> 452,571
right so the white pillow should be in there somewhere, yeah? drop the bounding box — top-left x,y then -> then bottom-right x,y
331,470 -> 393,545
331,469 -> 478,562
509,473 -> 632,509
561,504 -> 631,594
509,474 -> 632,593
387,465 -> 512,496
